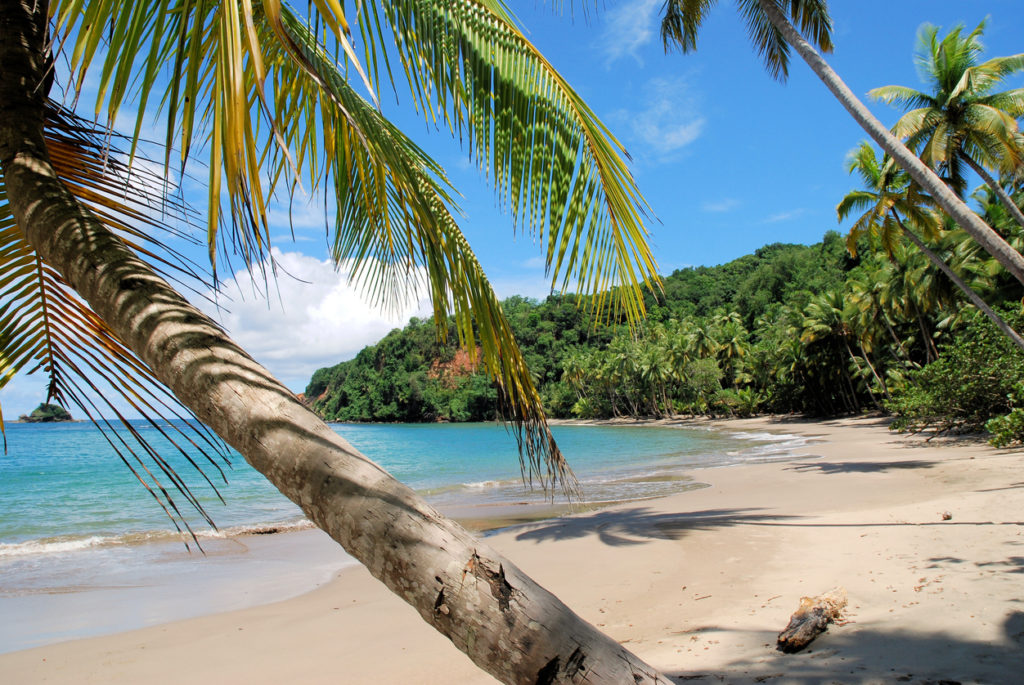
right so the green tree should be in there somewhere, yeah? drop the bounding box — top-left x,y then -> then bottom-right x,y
659,0 -> 1024,287
869,21 -> 1024,227
0,1 -> 667,682
837,142 -> 1024,351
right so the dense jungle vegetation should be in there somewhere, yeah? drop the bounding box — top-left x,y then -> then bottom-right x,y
306,187 -> 1024,444
307,22 -> 1024,445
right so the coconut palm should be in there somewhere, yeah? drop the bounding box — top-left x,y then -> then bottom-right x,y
0,0 -> 669,681
837,141 -> 1024,351
659,0 -> 1024,287
869,21 -> 1024,227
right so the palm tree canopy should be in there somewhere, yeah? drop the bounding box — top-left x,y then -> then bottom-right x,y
837,141 -> 942,256
660,0 -> 833,81
2,0 -> 662,524
869,20 -> 1024,192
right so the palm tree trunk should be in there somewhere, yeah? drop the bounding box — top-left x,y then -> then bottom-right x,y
883,316 -> 912,367
857,341 -> 891,403
891,210 -> 1024,353
757,0 -> 1024,287
0,2 -> 667,682
908,300 -> 938,363
962,154 -> 1024,234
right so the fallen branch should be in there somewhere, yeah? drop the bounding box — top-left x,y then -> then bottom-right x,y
776,587 -> 847,653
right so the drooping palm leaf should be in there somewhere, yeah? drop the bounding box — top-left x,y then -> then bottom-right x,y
260,6 -> 575,489
48,0 -> 663,488
354,0 -> 660,321
1,104 -> 231,544
661,0 -> 833,81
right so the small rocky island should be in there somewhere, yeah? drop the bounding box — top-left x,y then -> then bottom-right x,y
18,403 -> 74,423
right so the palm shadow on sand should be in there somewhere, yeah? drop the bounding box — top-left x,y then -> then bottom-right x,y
513,507 -> 799,546
666,610 -> 1024,685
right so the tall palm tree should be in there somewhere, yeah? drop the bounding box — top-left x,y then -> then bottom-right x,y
837,141 -> 1024,351
659,0 -> 1024,287
869,21 -> 1024,228
0,1 -> 668,682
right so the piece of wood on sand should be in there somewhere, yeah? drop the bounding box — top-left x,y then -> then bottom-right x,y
776,587 -> 847,653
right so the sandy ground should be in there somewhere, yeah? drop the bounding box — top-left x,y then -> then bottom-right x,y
2,415 -> 1022,684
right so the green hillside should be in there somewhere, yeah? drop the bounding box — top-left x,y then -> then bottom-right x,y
306,218 -> 1024,444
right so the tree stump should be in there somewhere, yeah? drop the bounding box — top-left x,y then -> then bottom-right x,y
776,587 -> 847,653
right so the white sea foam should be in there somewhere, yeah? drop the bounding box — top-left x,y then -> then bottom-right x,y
0,518 -> 313,559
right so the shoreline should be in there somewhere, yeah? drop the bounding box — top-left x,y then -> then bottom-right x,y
2,414 -> 1022,683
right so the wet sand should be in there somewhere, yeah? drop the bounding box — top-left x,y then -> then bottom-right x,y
2,415 -> 1022,684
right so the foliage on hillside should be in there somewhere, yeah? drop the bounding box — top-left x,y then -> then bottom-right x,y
308,234 -> 856,421
19,403 -> 73,422
308,200 -> 1024,441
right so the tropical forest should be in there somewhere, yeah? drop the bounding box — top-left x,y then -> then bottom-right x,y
307,21 -> 1024,447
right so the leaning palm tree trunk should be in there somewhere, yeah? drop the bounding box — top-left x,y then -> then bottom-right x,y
757,0 -> 1024,288
962,154 -> 1024,234
890,209 -> 1024,352
0,2 -> 667,683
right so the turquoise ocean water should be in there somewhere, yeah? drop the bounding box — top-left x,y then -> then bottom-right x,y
0,420 -> 811,652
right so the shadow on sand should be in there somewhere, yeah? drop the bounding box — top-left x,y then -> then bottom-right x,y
514,507 -> 800,546
784,459 -> 938,474
666,611 -> 1024,685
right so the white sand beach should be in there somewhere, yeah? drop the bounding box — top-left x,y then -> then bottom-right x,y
2,415 -> 1022,684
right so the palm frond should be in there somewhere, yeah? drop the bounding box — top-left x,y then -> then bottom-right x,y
354,0 -> 659,322
263,6 -> 575,491
661,0 -> 717,53
732,0 -> 832,82
1,104 -> 231,545
868,86 -> 935,111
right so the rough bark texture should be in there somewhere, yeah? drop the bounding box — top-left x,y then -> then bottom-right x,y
0,1 -> 670,682
757,0 -> 1024,288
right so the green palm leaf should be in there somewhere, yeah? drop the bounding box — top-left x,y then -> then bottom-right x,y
1,105 -> 230,544
47,0 -> 662,489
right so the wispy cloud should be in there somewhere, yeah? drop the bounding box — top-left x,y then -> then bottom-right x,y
702,198 -> 740,213
763,208 -> 807,224
600,0 -> 661,66
611,77 -> 705,163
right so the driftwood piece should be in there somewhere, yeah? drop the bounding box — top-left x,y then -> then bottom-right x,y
776,587 -> 847,653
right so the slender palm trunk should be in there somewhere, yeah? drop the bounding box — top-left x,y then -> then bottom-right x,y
962,154 -> 1024,234
757,0 -> 1024,287
891,210 -> 1024,352
857,341 -> 891,403
0,2 -> 668,682
883,316 -> 912,366
908,300 -> 938,362
845,340 -> 882,410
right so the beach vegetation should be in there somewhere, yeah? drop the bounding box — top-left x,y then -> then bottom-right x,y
0,0 -> 670,681
18,402 -> 72,422
887,306 -> 1024,436
869,20 -> 1024,220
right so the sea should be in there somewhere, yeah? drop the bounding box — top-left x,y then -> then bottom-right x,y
0,419 -> 813,653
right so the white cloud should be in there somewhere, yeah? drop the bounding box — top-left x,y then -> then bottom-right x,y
196,249 -> 433,391
611,77 -> 705,162
702,198 -> 740,213
600,0 -> 661,66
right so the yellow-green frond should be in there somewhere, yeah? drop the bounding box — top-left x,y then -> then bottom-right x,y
1,105 -> 230,545
355,0 -> 660,323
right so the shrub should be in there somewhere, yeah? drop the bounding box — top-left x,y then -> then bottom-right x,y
887,308 -> 1024,435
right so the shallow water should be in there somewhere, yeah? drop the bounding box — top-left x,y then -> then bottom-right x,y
0,420 -> 813,652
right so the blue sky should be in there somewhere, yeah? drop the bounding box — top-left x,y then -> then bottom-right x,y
3,0 -> 1023,416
